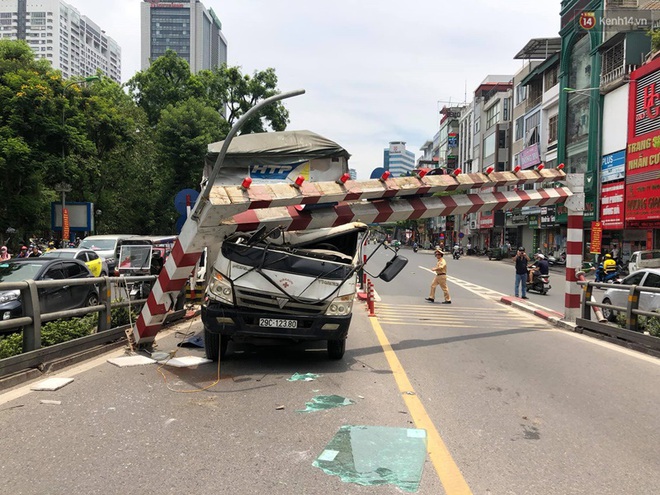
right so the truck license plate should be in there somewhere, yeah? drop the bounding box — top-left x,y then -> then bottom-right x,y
259,318 -> 297,329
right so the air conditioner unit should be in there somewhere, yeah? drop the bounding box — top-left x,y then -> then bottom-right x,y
469,220 -> 477,230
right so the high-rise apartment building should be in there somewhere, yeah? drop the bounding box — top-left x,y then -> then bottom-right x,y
384,141 -> 415,177
140,0 -> 227,73
0,0 -> 121,83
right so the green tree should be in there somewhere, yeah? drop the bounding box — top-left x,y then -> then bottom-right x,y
196,65 -> 290,134
126,50 -> 199,126
0,40 -> 63,244
156,98 -> 224,196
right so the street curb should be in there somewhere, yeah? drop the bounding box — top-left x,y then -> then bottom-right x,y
500,296 -> 578,332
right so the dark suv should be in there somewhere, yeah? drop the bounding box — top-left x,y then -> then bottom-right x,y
0,258 -> 98,325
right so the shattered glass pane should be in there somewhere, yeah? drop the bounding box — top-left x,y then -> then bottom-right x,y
313,425 -> 427,492
297,395 -> 354,413
287,372 -> 321,382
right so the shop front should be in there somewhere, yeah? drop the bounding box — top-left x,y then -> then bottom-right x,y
625,58 -> 660,252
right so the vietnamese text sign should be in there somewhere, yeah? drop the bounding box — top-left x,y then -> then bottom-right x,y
590,221 -> 602,254
63,209 -> 70,242
600,180 -> 625,229
519,144 -> 541,170
601,150 -> 625,183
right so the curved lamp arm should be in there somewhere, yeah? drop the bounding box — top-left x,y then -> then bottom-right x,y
193,89 -> 306,220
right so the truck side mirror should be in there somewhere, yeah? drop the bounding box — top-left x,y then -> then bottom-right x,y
377,255 -> 408,282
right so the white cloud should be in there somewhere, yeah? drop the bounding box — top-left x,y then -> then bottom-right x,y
64,0 -> 561,179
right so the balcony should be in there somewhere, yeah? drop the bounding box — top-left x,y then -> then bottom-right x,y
525,94 -> 542,111
600,63 -> 638,87
606,0 -> 638,7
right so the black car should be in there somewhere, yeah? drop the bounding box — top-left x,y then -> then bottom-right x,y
0,258 -> 99,324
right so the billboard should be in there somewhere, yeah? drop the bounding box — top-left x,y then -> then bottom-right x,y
600,180 -> 625,229
626,58 -> 660,226
51,202 -> 94,232
601,150 -> 625,183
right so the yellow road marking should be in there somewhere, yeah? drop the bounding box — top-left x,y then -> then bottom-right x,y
369,316 -> 473,495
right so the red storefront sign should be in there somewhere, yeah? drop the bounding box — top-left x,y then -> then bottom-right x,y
590,221 -> 602,254
478,211 -> 494,229
626,58 -> 660,227
600,180 -> 625,229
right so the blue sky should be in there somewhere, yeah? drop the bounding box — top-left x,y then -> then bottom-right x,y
65,0 -> 561,179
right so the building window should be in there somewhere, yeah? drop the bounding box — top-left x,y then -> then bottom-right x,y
515,84 -> 527,106
515,116 -> 524,141
474,118 -> 480,133
486,104 -> 500,129
525,111 -> 540,146
548,115 -> 558,143
544,65 -> 559,89
503,97 -> 510,121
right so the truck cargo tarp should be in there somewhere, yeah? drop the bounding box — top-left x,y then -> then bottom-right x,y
203,130 -> 351,186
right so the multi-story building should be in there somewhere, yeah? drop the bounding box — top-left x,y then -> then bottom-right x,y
510,38 -> 562,253
458,104 -> 474,173
437,106 -> 464,171
464,76 -> 513,250
0,0 -> 121,82
559,0 -> 659,258
384,141 -> 415,177
140,0 -> 227,73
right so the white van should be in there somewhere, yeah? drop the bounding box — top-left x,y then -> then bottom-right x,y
79,235 -> 136,275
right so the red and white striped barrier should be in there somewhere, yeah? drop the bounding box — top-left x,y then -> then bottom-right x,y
133,172 -> 571,345
564,213 -> 583,321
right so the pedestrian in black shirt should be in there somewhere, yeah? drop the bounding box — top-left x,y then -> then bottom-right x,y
514,246 -> 530,299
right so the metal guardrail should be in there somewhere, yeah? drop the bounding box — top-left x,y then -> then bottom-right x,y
577,279 -> 660,357
0,275 -> 191,378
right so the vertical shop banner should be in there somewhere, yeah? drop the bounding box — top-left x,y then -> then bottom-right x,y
590,221 -> 602,254
62,208 -> 70,242
600,180 -> 625,229
626,59 -> 660,226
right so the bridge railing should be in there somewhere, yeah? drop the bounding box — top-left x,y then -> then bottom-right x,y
0,276 -> 187,380
576,279 -> 660,357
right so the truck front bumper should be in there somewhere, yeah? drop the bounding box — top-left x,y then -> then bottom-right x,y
201,302 -> 352,341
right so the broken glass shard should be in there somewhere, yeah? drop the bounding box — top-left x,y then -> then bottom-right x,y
313,425 -> 427,492
297,395 -> 354,413
287,372 -> 320,382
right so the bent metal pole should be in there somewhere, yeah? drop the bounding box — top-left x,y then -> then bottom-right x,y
134,89 -> 306,346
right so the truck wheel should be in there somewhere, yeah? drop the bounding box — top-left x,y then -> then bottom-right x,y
327,339 -> 346,360
204,329 -> 228,361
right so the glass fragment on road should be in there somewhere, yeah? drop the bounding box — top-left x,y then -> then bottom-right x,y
297,395 -> 354,413
287,372 -> 321,382
313,425 -> 427,492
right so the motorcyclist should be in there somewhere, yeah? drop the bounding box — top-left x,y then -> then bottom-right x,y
528,253 -> 549,284
412,242 -> 418,253
603,253 -> 618,277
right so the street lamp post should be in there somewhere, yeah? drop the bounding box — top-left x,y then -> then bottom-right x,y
60,76 -> 100,243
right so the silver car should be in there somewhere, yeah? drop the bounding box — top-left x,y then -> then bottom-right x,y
601,268 -> 660,322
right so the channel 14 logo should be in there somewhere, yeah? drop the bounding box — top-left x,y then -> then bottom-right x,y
577,9 -> 660,32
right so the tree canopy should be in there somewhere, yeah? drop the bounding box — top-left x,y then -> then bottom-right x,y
0,42 -> 290,249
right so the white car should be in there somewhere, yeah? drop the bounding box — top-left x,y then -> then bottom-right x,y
601,268 -> 660,322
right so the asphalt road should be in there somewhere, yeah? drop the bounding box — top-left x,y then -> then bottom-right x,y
1,249 -> 658,495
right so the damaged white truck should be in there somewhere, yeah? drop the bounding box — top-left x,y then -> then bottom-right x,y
200,130 -> 406,361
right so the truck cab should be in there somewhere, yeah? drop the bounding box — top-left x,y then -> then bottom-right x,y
199,130 -> 406,360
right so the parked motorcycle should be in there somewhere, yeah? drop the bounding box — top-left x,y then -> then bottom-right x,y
452,250 -> 461,260
413,244 -> 419,253
527,270 -> 551,295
